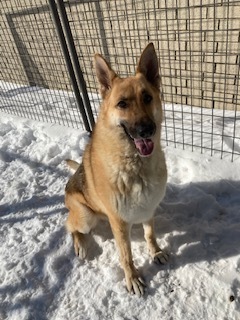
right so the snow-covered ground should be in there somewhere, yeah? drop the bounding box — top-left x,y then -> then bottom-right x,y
1,109 -> 240,320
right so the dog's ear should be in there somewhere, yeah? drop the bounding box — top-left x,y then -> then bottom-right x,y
136,43 -> 160,88
94,54 -> 117,98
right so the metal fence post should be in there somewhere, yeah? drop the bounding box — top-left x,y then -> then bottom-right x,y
56,0 -> 95,131
48,0 -> 92,132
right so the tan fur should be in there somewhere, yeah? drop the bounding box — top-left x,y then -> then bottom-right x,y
65,43 -> 168,296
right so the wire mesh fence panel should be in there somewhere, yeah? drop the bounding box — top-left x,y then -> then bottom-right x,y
0,0 -> 240,160
0,0 -> 86,129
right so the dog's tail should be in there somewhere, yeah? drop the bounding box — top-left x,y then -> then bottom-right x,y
65,159 -> 80,171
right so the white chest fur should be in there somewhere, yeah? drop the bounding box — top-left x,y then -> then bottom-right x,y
111,153 -> 167,224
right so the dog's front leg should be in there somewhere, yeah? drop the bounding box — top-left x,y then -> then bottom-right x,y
109,216 -> 145,296
143,218 -> 169,264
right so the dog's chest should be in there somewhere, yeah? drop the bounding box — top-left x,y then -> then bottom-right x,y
112,158 -> 167,224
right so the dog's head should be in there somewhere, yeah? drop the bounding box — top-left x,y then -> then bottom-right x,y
94,43 -> 162,157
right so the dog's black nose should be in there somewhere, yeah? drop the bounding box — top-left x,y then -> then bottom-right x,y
136,120 -> 156,138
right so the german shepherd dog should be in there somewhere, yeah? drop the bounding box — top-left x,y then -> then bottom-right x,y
65,43 -> 168,296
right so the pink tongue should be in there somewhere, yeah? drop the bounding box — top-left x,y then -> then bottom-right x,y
134,138 -> 154,156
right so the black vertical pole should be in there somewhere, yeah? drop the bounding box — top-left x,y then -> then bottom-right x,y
56,0 -> 95,130
48,0 -> 91,132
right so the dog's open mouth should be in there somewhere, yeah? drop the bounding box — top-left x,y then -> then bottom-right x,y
133,138 -> 154,157
120,123 -> 154,157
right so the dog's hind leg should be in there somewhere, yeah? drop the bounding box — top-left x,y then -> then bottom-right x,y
143,218 -> 169,265
65,194 -> 98,259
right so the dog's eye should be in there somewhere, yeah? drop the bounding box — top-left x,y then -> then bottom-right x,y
143,93 -> 152,104
117,100 -> 128,109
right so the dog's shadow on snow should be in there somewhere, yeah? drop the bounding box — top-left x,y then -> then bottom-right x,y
158,180 -> 240,263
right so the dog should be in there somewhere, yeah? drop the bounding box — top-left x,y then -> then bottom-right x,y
65,43 -> 168,296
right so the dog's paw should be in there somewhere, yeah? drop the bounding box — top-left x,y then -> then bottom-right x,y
153,250 -> 169,265
126,276 -> 146,297
75,244 -> 87,260
72,232 -> 88,259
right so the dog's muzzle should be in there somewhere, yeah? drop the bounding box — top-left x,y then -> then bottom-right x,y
120,120 -> 156,157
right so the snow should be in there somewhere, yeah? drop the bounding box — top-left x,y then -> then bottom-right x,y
1,97 -> 240,319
